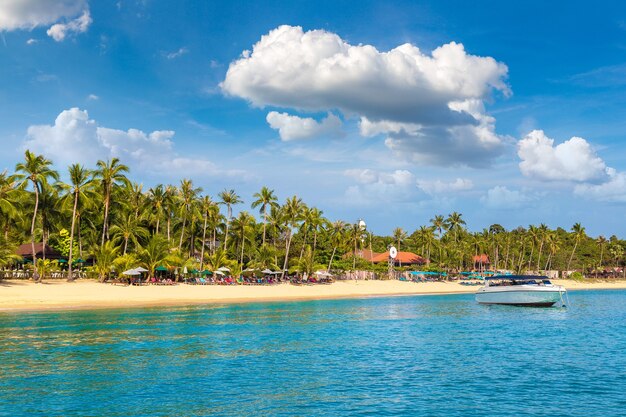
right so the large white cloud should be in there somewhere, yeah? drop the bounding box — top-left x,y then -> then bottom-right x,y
343,169 -> 416,206
266,112 -> 342,141
517,130 -> 607,182
221,25 -> 509,165
22,108 -> 243,179
0,0 -> 91,41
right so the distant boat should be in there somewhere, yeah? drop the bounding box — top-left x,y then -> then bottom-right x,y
475,275 -> 567,307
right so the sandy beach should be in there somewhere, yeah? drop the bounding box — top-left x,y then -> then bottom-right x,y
1,279 -> 625,312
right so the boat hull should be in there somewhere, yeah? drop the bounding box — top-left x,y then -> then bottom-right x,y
475,286 -> 565,307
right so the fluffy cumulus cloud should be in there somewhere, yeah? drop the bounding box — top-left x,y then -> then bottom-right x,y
266,112 -> 342,141
23,108 -> 243,178
574,168 -> 626,202
417,178 -> 473,195
517,130 -> 608,182
481,186 -> 532,209
0,0 -> 91,41
221,25 -> 510,166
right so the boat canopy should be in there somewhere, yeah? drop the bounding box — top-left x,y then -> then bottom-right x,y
485,274 -> 548,281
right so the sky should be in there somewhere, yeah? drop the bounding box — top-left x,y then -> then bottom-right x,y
2,0 -> 626,237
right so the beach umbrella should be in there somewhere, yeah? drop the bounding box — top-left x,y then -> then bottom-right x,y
75,258 -> 86,263
58,259 -> 68,264
202,270 -> 213,276
155,266 -> 168,272
261,268 -> 273,274
190,269 -> 199,274
183,266 -> 188,274
122,268 -> 141,276
135,266 -> 148,272
214,270 -> 225,276
315,271 -> 333,277
217,266 -> 230,272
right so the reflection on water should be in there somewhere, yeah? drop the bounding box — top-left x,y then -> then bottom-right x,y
1,291 -> 626,416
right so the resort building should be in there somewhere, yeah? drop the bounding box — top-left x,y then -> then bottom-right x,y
16,242 -> 62,261
371,251 -> 429,266
472,254 -> 490,271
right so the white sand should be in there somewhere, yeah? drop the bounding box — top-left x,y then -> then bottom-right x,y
0,279 -> 624,311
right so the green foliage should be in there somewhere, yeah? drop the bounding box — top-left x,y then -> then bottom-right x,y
569,271 -> 584,281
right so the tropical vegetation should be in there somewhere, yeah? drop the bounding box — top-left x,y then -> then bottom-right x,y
1,150 -> 625,280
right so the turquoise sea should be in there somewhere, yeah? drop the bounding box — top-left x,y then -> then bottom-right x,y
1,290 -> 626,416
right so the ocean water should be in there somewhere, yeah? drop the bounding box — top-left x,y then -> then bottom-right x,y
1,290 -> 626,416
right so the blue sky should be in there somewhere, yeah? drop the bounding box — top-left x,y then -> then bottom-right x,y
2,0 -> 626,237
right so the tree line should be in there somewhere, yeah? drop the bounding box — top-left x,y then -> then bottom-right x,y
1,150 -> 625,281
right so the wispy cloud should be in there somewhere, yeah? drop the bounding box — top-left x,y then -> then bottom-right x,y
164,47 -> 189,60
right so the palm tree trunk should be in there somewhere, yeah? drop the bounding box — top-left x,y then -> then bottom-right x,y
262,211 -> 267,245
167,215 -> 171,242
328,246 -> 337,271
200,215 -> 208,270
123,237 -> 128,254
178,216 -> 186,251
240,232 -> 245,266
31,183 -> 39,279
528,243 -> 534,271
536,240 -> 544,270
67,191 -> 78,281
282,230 -> 292,279
567,242 -> 578,271
101,191 -> 110,245
156,217 -> 160,235
224,206 -> 232,248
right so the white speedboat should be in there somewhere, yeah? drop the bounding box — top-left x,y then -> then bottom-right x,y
475,275 -> 567,307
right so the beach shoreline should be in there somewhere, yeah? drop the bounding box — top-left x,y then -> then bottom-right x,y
1,279 -> 626,312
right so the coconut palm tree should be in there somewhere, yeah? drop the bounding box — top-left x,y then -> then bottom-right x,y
110,215 -> 149,254
0,170 -> 22,239
63,164 -> 95,281
94,158 -> 129,245
218,189 -> 243,249
147,184 -> 166,234
231,211 -> 256,266
251,186 -> 279,245
140,235 -> 170,279
596,235 -> 607,277
444,212 -> 466,242
535,223 -> 549,271
280,195 -> 303,277
567,223 -> 586,271
327,220 -> 346,270
199,196 -> 218,269
177,179 -> 202,251
392,227 -> 408,266
15,150 -> 59,278
92,241 -> 119,282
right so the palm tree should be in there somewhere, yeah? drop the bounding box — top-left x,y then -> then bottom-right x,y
444,212 -> 466,242
92,241 -> 119,282
231,211 -> 255,266
251,186 -> 278,245
327,220 -> 346,270
164,185 -> 177,241
596,235 -> 607,277
140,235 -> 170,279
110,215 -> 148,254
218,189 -> 243,249
15,150 -> 59,278
94,158 -> 129,245
280,196 -> 303,277
431,215 -> 446,264
199,196 -> 218,269
567,223 -> 586,271
535,223 -> 549,271
0,170 -> 22,239
147,184 -> 166,234
177,179 -> 202,251
392,227 -> 408,267
544,232 -> 561,270
63,164 -> 94,281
